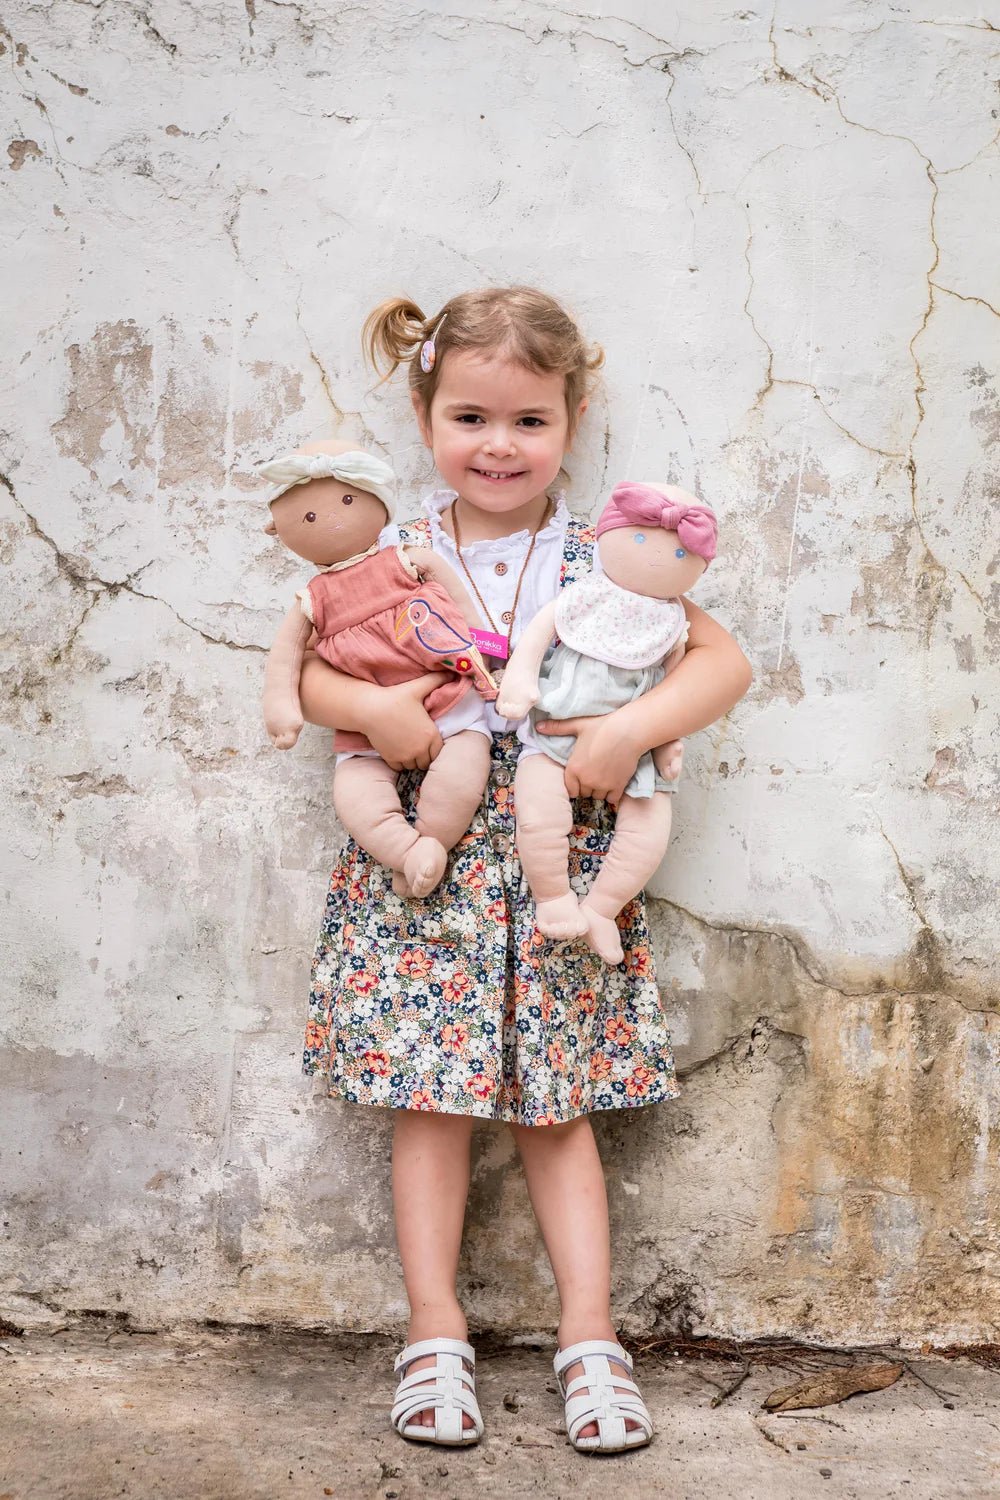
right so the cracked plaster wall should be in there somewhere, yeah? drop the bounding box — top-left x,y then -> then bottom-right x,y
2,0 -> 998,1344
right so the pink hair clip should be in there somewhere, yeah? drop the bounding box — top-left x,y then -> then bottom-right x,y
420,312 -> 448,374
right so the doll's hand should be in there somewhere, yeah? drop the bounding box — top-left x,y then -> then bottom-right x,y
496,673 -> 539,721
365,672 -> 451,772
653,738 -> 684,781
535,711 -> 643,805
266,710 -> 303,750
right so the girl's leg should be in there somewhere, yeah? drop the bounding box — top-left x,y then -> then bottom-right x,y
392,1110 -> 477,1430
508,1116 -> 643,1439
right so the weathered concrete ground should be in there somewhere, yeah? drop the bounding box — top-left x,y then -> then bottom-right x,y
1,1326 -> 997,1500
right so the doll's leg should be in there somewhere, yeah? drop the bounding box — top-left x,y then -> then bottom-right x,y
393,730 -> 492,899
332,757 -> 443,894
513,753 -> 589,940
581,792 -> 673,964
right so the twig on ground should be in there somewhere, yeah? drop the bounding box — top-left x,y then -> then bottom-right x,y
711,1357 -> 752,1407
899,1360 -> 962,1404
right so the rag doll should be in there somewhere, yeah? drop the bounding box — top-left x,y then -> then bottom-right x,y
260,439 -> 498,898
497,481 -> 718,964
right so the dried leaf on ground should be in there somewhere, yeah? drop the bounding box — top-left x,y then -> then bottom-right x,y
763,1363 -> 904,1411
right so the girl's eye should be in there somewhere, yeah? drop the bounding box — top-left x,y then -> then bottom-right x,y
519,416 -> 545,428
304,511 -> 316,523
342,494 -> 354,505
456,413 -> 484,424
675,547 -> 686,558
633,533 -> 646,545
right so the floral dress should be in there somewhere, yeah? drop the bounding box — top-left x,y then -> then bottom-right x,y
303,515 -> 680,1125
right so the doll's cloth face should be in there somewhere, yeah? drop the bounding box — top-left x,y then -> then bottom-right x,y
269,479 -> 388,567
598,525 -> 707,600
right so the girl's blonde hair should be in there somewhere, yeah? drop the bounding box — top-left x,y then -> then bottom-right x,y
362,286 -> 603,434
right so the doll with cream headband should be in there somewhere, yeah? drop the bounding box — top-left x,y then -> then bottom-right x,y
259,438 -> 499,898
498,481 -> 718,964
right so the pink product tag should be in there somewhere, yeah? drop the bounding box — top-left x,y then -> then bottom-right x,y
470,627 -> 508,661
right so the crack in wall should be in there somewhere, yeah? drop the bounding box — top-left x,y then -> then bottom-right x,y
929,282 -> 1000,323
658,897 -> 994,1016
751,32 -> 990,628
2,473 -> 264,656
877,823 -> 945,993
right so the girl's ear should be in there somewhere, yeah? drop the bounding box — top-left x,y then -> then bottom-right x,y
411,390 -> 433,448
567,397 -> 589,445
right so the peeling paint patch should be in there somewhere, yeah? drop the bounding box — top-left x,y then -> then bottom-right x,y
8,138 -> 42,169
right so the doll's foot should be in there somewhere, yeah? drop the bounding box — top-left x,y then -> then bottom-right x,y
393,837 -> 448,899
581,904 -> 624,965
535,894 -> 589,941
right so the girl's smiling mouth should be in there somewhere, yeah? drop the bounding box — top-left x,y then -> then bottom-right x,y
471,468 -> 527,482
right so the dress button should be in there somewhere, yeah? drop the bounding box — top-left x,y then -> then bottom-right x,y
495,768 -> 511,787
494,561 -> 508,576
501,610 -> 513,626
493,833 -> 510,854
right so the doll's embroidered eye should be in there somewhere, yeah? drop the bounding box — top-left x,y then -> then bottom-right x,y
633,533 -> 646,545
342,494 -> 355,505
675,547 -> 686,558
305,511 -> 316,522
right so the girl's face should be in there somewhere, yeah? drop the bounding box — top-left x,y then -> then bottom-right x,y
415,351 -> 584,524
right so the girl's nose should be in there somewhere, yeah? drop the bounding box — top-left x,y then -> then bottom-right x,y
483,425 -> 515,456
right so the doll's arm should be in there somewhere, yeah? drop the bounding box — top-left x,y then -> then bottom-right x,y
263,604 -> 313,749
648,637 -> 688,780
403,546 -> 484,627
495,600 -> 559,720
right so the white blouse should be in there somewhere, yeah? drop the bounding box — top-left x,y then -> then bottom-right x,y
412,487 -> 570,736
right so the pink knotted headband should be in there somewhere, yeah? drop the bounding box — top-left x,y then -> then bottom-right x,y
596,482 -> 718,564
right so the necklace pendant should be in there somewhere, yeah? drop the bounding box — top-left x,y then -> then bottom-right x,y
470,626 -> 509,661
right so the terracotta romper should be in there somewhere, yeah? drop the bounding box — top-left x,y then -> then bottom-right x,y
301,545 -> 496,754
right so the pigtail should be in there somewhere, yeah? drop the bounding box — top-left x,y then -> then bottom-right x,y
362,297 -> 428,380
586,342 -> 606,377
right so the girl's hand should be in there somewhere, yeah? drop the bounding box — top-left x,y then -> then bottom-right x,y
535,711 -> 642,804
365,673 -> 451,771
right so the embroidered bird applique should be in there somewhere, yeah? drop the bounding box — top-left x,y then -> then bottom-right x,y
394,598 -> 498,700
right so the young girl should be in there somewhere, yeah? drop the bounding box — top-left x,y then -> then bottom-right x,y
297,287 -> 752,1454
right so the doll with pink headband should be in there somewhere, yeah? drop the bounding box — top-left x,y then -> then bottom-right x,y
497,481 -> 718,964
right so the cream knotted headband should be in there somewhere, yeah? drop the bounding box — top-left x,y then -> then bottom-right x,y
257,450 -> 397,520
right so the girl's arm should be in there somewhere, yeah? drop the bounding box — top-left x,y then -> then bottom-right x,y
535,599 -> 752,802
299,656 -> 452,772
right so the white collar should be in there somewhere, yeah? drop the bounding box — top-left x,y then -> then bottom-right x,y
422,488 -> 569,554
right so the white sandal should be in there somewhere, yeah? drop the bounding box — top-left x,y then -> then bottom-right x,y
391,1337 -> 484,1446
554,1339 -> 654,1454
